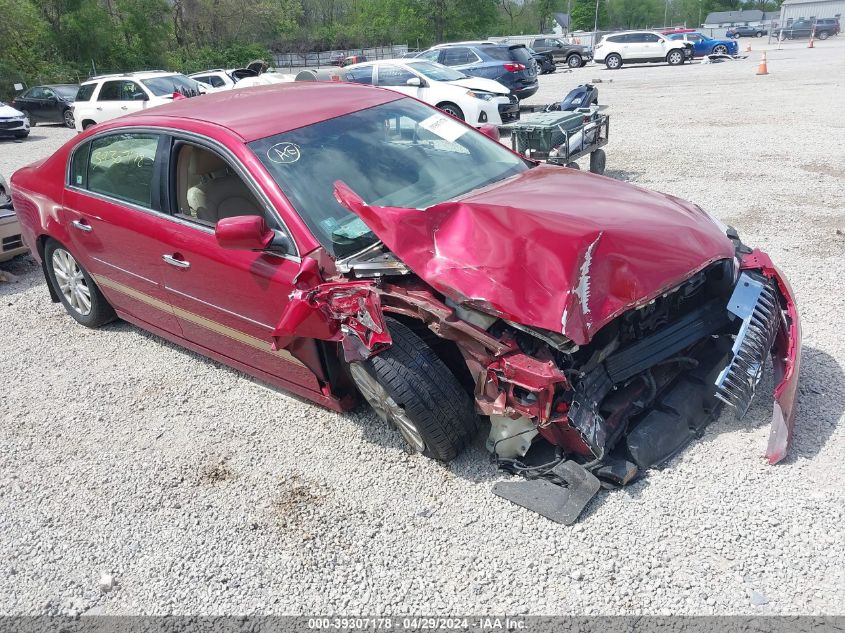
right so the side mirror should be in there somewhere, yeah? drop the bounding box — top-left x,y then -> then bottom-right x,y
406,77 -> 423,87
478,124 -> 500,142
215,216 -> 275,251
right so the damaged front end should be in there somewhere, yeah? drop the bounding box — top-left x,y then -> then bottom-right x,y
274,180 -> 800,524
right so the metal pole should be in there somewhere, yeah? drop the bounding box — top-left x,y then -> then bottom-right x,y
664,0 -> 669,28
594,0 -> 600,39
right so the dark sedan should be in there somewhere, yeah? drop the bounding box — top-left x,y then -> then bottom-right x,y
11,85 -> 79,128
725,25 -> 767,38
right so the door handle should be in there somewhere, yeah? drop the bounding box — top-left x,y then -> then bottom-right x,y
162,254 -> 190,269
96,107 -> 103,111
71,219 -> 93,233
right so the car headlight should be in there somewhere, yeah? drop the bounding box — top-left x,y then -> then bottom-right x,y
466,90 -> 495,101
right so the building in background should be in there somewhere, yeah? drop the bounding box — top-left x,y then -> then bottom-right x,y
779,0 -> 844,25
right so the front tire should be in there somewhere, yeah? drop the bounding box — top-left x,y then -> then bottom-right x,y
437,102 -> 465,120
667,49 -> 685,65
44,239 -> 115,328
713,44 -> 728,55
605,53 -> 622,70
567,54 -> 583,68
349,318 -> 478,462
756,31 -> 763,37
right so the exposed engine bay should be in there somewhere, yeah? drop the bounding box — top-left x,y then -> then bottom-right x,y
271,176 -> 801,525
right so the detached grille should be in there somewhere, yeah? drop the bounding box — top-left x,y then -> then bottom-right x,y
715,272 -> 781,416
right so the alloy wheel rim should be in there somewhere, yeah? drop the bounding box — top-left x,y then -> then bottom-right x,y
670,52 -> 681,63
52,248 -> 92,316
349,363 -> 426,453
714,45 -> 727,55
64,110 -> 74,127
569,56 -> 580,67
608,57 -> 620,68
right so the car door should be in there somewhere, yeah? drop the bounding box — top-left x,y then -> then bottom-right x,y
156,137 -> 321,391
642,33 -> 665,60
41,87 -> 62,122
685,33 -> 706,55
62,131 -> 181,334
22,87 -> 48,122
95,80 -> 148,123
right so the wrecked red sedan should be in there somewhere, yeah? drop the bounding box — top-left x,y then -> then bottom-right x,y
10,83 -> 800,522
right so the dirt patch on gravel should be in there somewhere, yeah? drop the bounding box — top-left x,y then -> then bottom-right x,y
272,475 -> 325,531
197,455 -> 235,485
800,163 -> 845,179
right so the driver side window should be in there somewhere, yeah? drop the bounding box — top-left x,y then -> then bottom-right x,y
377,65 -> 417,86
172,143 -> 276,230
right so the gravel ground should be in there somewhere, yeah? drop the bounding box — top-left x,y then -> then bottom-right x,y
1,40 -> 844,616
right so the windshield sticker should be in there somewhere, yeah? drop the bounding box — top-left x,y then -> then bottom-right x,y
267,142 -> 301,164
419,114 -> 467,143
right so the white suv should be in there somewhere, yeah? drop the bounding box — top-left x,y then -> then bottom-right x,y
593,31 -> 692,69
72,71 -> 204,132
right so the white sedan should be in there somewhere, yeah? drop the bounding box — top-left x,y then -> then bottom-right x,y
189,69 -> 294,92
343,59 -> 518,126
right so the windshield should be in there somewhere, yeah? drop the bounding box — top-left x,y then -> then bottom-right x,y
53,85 -> 79,99
406,61 -> 467,81
250,98 -> 530,258
141,75 -> 202,97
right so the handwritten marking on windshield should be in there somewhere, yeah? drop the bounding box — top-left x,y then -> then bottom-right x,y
267,143 -> 301,164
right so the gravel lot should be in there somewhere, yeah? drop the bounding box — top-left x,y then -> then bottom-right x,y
1,40 -> 844,616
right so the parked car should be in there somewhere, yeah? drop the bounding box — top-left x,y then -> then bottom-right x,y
10,83 -> 801,519
71,71 -> 204,132
342,59 -> 518,125
415,42 -> 538,100
0,172 -> 29,262
725,25 -> 767,38
781,19 -> 837,39
593,31 -> 693,69
0,101 -> 30,139
665,31 -> 738,57
527,37 -> 592,68
11,84 -> 78,128
190,68 -> 293,91
526,47 -> 557,74
341,55 -> 367,67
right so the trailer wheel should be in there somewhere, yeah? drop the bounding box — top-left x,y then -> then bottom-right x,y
565,162 -> 580,170
349,318 -> 479,462
589,149 -> 606,174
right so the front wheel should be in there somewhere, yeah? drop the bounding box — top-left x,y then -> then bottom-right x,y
349,318 -> 479,462
437,102 -> 465,120
567,54 -> 583,68
44,239 -> 115,328
756,31 -> 763,37
605,53 -> 622,70
667,49 -> 685,65
713,44 -> 728,55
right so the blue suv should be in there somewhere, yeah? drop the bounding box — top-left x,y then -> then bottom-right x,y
415,42 -> 539,100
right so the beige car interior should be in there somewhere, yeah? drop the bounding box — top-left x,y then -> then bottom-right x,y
176,144 -> 263,225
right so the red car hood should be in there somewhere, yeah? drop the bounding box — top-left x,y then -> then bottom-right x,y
336,165 -> 735,345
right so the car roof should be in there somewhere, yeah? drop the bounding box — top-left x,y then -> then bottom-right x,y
120,82 -> 403,143
81,71 -> 181,85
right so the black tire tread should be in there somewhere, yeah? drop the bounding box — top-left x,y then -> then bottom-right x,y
365,318 -> 478,461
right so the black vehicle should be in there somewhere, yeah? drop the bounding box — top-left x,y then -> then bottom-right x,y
725,25 -> 767,38
526,47 -> 557,74
416,42 -> 538,100
529,37 -> 592,68
781,19 -> 837,39
11,84 -> 78,128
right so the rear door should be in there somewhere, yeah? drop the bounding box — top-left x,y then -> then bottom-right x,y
62,131 -> 180,334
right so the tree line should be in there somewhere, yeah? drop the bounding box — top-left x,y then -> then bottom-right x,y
1,0 -> 781,97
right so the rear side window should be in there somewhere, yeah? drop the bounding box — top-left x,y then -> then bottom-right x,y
76,84 -> 96,102
605,35 -> 624,43
98,80 -> 145,102
508,46 -> 533,64
69,142 -> 91,188
440,48 -> 477,66
344,66 -> 374,84
87,133 -> 160,207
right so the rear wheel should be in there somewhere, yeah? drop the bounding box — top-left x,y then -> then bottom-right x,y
63,109 -> 75,128
756,31 -> 763,37
82,120 -> 96,130
667,49 -> 685,65
44,239 -> 115,328
567,54 -> 583,68
605,53 -> 622,70
589,149 -> 606,174
437,102 -> 464,120
818,31 -> 830,40
349,318 -> 479,462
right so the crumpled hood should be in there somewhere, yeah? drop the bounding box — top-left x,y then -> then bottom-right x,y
446,77 -> 510,95
335,165 -> 735,345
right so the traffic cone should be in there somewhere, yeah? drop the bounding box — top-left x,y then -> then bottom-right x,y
756,51 -> 769,75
